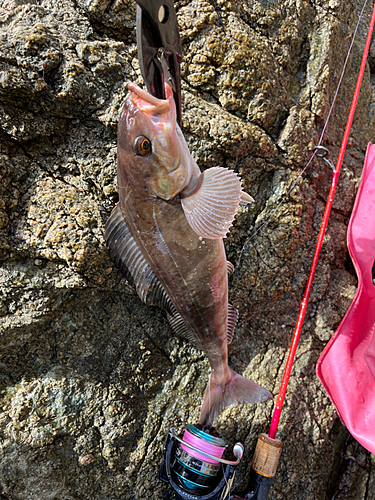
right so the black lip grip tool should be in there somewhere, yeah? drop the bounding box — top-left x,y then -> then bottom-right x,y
135,0 -> 182,127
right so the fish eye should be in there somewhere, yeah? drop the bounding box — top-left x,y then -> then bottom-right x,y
134,136 -> 152,157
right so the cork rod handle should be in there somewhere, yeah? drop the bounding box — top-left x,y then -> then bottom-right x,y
251,433 -> 283,478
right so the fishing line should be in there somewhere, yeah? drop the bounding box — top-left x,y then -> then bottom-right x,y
317,0 -> 368,145
236,0 -> 369,270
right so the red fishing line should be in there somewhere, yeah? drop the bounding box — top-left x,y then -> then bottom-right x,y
269,0 -> 375,440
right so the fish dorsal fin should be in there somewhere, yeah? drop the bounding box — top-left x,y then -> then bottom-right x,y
227,261 -> 234,275
181,167 -> 246,239
227,303 -> 238,345
104,204 -> 173,313
167,308 -> 197,344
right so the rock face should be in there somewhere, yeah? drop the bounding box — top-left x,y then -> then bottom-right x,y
1,0 -> 375,499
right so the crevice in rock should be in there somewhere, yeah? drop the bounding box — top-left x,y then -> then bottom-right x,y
344,249 -> 357,278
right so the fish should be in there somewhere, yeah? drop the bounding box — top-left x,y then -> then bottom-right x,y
104,82 -> 272,425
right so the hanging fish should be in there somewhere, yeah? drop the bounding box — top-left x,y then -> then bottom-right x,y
104,82 -> 272,425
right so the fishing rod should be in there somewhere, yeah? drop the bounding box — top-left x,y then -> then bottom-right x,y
132,0 -> 375,499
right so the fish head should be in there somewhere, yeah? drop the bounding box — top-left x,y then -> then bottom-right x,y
118,82 -> 197,201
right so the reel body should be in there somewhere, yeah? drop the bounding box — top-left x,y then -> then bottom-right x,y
160,425 -> 243,500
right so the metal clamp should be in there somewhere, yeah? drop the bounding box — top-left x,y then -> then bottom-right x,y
135,0 -> 182,126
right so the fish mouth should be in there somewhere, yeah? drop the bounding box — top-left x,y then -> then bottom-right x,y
128,82 -> 170,114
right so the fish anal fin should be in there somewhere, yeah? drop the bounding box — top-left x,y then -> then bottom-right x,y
104,204 -> 172,312
167,309 -> 197,344
227,303 -> 238,345
181,167 -> 244,240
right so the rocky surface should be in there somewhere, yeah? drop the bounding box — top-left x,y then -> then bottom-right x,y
1,0 -> 375,499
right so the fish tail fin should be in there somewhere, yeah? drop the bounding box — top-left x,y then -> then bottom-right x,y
199,368 -> 272,426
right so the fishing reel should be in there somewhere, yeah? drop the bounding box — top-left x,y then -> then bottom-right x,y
160,426 -> 282,500
159,424 -> 244,500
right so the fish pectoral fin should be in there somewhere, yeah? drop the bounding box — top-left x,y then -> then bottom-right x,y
104,203 -> 173,312
227,303 -> 238,345
167,308 -> 197,344
181,167 -> 249,239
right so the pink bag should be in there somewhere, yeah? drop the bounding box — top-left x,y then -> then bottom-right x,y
316,142 -> 375,454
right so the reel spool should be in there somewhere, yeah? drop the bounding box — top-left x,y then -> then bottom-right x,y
160,425 -> 244,500
172,425 -> 227,491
